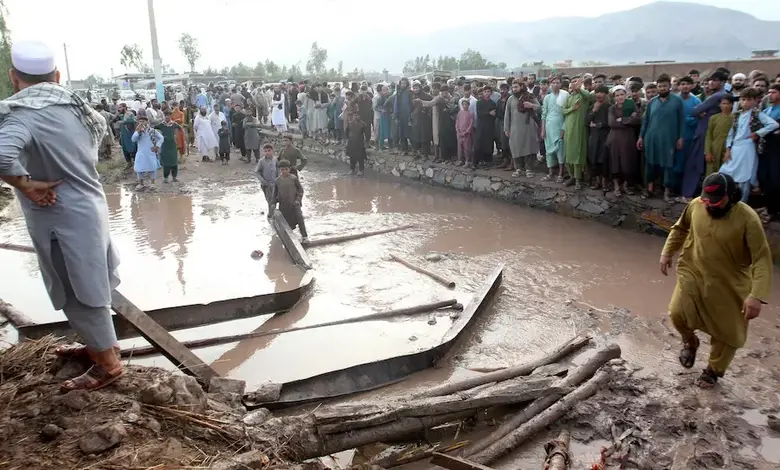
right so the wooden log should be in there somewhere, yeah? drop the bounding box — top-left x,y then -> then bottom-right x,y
272,211 -> 313,270
121,298 -> 459,357
470,371 -> 610,465
317,410 -> 475,458
389,253 -> 456,289
418,335 -> 591,398
315,376 -> 563,434
0,299 -> 35,328
304,224 -> 416,248
544,429 -> 571,470
463,344 -> 621,461
0,242 -> 36,254
431,453 -> 497,470
110,290 -> 219,386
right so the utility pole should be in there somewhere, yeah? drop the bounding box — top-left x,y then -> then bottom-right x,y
62,43 -> 72,88
146,0 -> 164,101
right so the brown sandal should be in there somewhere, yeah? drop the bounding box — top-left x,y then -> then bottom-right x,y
60,364 -> 124,393
695,367 -> 719,389
678,336 -> 699,369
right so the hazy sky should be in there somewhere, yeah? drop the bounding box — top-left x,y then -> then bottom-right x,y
4,0 -> 777,80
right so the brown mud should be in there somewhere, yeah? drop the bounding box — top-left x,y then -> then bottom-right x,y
1,140 -> 780,468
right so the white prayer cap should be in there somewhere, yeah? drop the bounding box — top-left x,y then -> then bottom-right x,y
225,98 -> 232,103
11,40 -> 56,75
732,73 -> 747,80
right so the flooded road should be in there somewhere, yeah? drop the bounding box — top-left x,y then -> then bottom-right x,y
3,157 -> 780,467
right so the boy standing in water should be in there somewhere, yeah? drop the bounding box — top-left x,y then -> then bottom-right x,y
256,143 -> 278,220
275,159 -> 309,244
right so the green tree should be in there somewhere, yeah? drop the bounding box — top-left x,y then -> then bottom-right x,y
433,55 -> 458,71
337,60 -> 343,77
161,63 -> 175,74
305,41 -> 328,75
253,61 -> 266,76
202,66 -> 217,75
289,64 -> 302,80
496,62 -> 507,69
177,33 -> 201,72
119,44 -> 144,72
265,60 -> 279,78
229,62 -> 251,77
458,49 -> 497,70
0,1 -> 13,98
84,74 -> 104,87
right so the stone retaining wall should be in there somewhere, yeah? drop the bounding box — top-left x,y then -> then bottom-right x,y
260,129 -> 780,260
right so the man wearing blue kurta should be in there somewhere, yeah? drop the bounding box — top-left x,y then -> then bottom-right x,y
682,71 -> 729,201
0,41 -> 123,392
672,76 -> 701,198
639,74 -> 685,202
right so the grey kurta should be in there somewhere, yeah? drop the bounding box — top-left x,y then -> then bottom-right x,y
504,95 -> 541,157
0,105 -> 120,310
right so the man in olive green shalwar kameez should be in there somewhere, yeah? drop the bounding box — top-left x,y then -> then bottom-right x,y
155,111 -> 182,183
660,172 -> 772,388
563,79 -> 593,189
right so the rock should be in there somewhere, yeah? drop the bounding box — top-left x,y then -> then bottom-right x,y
243,408 -> 272,426
40,424 -> 63,440
768,414 -> 780,433
54,360 -> 89,380
402,169 -> 419,180
168,375 -> 207,413
209,377 -> 246,396
427,317 -> 437,325
208,392 -> 245,412
122,412 -> 140,424
56,390 -> 90,411
433,170 -> 446,185
579,202 -> 606,215
78,422 -> 126,454
472,176 -> 491,192
425,168 -> 434,178
399,161 -> 407,171
139,380 -> 174,406
568,195 -> 581,208
490,182 -> 502,191
409,335 -> 418,341
391,168 -> 400,177
451,173 -> 468,190
161,437 -> 183,462
244,382 -> 282,404
142,417 -> 161,433
425,253 -> 444,262
211,450 -> 270,470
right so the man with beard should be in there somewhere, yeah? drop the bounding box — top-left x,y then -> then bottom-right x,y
495,83 -> 512,169
671,76 -> 701,201
526,73 -> 539,98
475,86 -> 497,166
504,80 -> 541,178
661,172 -> 772,388
731,73 -> 747,96
681,71 -> 730,201
393,78 -> 414,154
357,85 -> 374,147
638,74 -> 685,203
542,77 -> 566,182
563,78 -> 593,189
410,82 -> 433,159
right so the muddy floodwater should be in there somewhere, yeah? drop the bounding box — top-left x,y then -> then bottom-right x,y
2,158 -> 780,468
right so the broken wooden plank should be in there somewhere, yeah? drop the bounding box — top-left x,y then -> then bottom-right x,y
0,299 -> 34,328
304,224 -> 416,248
110,290 -> 218,385
272,211 -> 313,270
389,253 -> 456,289
431,453 -> 497,470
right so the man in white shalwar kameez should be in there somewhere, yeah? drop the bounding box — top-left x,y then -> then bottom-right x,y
194,106 -> 218,161
0,41 -> 124,392
208,103 -> 226,141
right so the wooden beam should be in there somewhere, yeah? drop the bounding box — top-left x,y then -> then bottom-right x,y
430,453 -> 497,470
110,290 -> 218,385
304,224 -> 416,248
272,211 -> 313,270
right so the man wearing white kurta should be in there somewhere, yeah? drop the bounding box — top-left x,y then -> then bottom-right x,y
194,106 -> 218,161
0,41 -> 123,392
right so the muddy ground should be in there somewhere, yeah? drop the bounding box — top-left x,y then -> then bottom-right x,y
1,140 -> 780,469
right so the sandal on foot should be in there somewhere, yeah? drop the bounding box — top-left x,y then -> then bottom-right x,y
695,367 -> 718,389
624,187 -> 635,196
614,189 -> 622,197
542,174 -> 553,181
640,190 -> 651,200
60,364 -> 124,393
678,336 -> 700,369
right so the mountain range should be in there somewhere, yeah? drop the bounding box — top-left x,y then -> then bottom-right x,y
328,1 -> 780,72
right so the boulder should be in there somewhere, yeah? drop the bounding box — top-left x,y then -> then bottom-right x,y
168,375 -> 207,413
243,408 -> 272,426
56,390 -> 89,411
245,382 -> 282,404
139,380 -> 174,406
208,377 -> 246,396
211,450 -> 270,470
78,422 -> 126,454
40,424 -> 63,441
472,176 -> 491,192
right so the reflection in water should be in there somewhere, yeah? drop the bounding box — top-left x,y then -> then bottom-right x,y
2,166 -> 780,395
